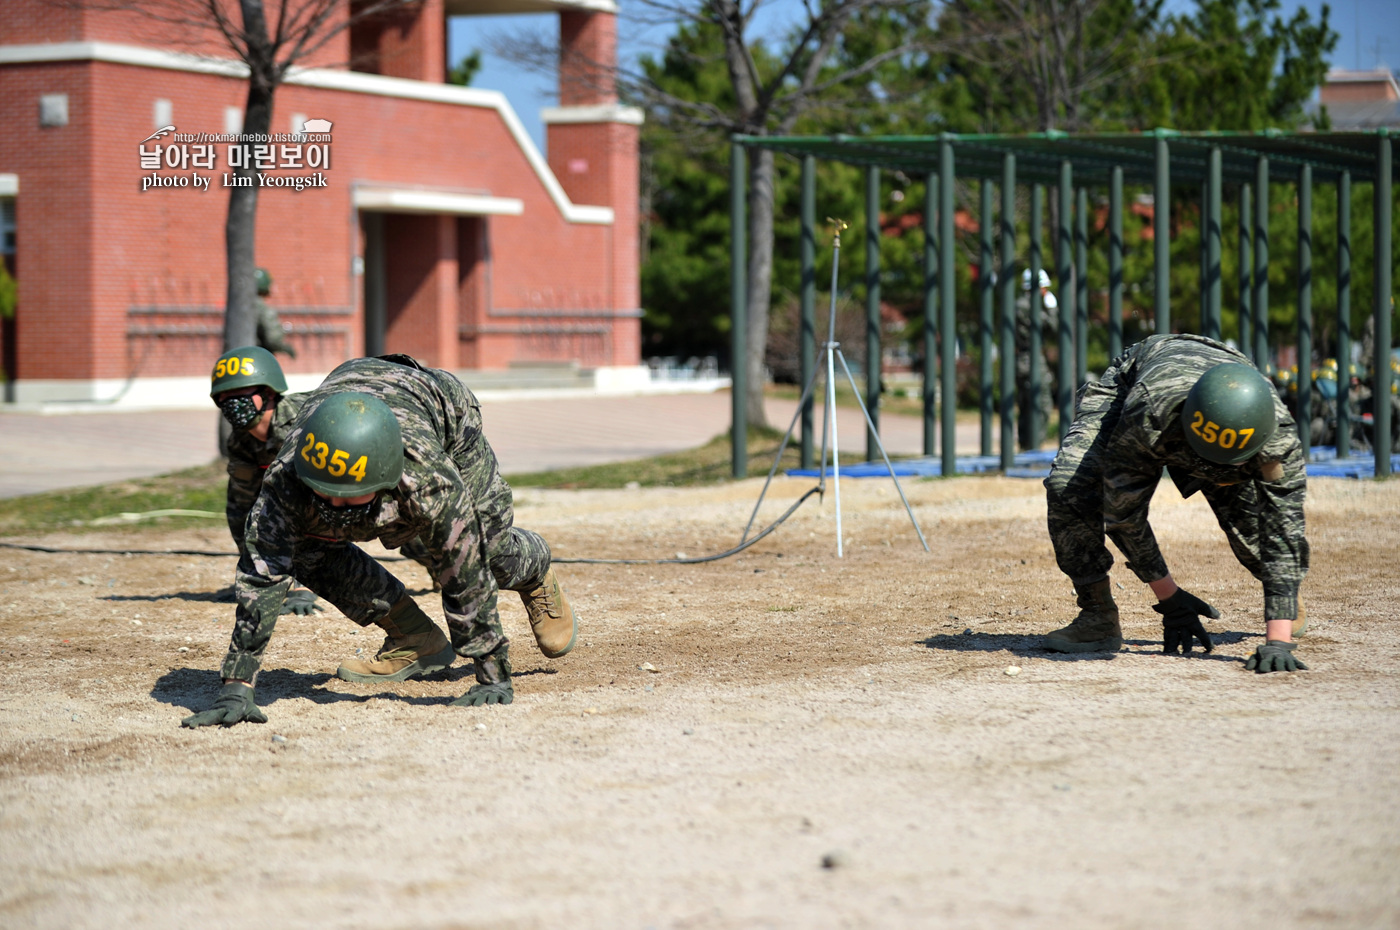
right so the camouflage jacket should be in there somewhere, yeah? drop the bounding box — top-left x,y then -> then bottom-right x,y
1101,334 -> 1307,620
224,392 -> 308,558
224,357 -> 506,681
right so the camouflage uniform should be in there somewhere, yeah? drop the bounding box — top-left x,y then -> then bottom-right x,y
255,297 -> 296,358
221,356 -> 552,683
1045,334 -> 1308,622
224,390 -> 438,574
224,392 -> 308,559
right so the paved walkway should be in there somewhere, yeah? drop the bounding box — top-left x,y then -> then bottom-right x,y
0,393 -> 985,499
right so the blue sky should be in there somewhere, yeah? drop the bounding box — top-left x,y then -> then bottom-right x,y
448,0 -> 1400,152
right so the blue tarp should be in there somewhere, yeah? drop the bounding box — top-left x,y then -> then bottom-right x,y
786,446 -> 1400,480
786,450 -> 1057,479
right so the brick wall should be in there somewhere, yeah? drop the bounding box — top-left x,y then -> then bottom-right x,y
0,2 -> 641,390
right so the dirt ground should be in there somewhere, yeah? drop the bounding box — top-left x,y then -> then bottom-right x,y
0,474 -> 1397,929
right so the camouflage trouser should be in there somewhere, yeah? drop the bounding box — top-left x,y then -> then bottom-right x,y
1046,370 -> 1271,588
1044,374 -> 1124,586
290,516 -> 551,657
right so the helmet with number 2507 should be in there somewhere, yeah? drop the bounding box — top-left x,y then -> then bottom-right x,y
1181,363 -> 1278,465
294,392 -> 404,496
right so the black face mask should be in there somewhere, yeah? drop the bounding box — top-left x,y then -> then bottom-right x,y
219,394 -> 263,431
313,494 -> 379,529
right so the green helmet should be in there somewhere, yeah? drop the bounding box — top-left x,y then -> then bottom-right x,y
294,392 -> 404,496
254,267 -> 272,296
210,345 -> 287,399
1181,363 -> 1278,465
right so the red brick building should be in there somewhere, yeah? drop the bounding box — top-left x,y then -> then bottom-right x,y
0,0 -> 642,406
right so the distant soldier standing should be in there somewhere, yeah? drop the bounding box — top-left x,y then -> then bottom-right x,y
184,355 -> 577,727
1016,268 -> 1058,450
253,267 -> 297,359
1041,334 -> 1309,673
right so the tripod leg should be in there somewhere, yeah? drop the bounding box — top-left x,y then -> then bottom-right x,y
836,350 -> 930,552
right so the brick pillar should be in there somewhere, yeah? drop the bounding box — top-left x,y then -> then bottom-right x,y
559,10 -> 616,105
350,0 -> 444,82
383,212 -> 457,368
548,9 -> 641,367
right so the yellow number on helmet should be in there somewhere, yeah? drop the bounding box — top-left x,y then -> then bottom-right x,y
241,357 -> 256,375
312,442 -> 329,470
1190,409 -> 1205,438
214,359 -> 228,379
328,449 -> 349,477
348,456 -> 368,482
1201,420 -> 1219,444
300,432 -> 316,462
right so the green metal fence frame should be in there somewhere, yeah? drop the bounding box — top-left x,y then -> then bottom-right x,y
729,128 -> 1397,478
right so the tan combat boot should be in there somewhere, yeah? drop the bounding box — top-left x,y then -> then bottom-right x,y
1292,597 -> 1307,638
519,567 -> 577,658
1044,579 -> 1123,653
337,595 -> 455,683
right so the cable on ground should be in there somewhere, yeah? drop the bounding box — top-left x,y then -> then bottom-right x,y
0,483 -> 823,565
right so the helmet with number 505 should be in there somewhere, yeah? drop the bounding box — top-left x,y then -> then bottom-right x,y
210,345 -> 288,398
294,392 -> 404,496
1181,363 -> 1278,465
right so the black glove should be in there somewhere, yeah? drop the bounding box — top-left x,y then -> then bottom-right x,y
1153,588 -> 1220,655
451,681 -> 514,706
451,644 -> 513,707
1244,640 -> 1308,674
281,588 -> 322,616
181,682 -> 268,727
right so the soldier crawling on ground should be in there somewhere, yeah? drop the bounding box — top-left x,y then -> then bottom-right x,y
209,346 -> 439,614
185,354 -> 577,727
1041,334 -> 1309,674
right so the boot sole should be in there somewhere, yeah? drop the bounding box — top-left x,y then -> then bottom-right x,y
1043,636 -> 1123,654
336,644 -> 456,683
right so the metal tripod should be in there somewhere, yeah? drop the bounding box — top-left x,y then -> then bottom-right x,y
742,220 -> 929,557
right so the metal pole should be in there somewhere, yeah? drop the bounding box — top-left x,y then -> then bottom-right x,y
1058,160 -> 1075,443
363,212 -> 386,357
799,155 -> 816,469
1030,184 -> 1046,449
940,136 -> 956,475
1207,147 -> 1223,341
1154,131 -> 1171,335
1297,163 -> 1313,458
1374,133 -> 1392,476
1337,170 -> 1352,459
923,173 -> 938,457
1000,156 -> 1017,469
1239,183 -> 1253,362
1200,179 -> 1209,336
1109,168 -> 1123,360
865,166 -> 881,461
1254,155 -> 1270,369
1076,186 -> 1088,386
730,142 -> 747,479
979,179 -> 994,456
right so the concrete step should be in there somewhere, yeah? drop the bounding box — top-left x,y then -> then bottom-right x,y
454,364 -> 595,392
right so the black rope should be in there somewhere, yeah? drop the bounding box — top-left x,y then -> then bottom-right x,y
550,484 -> 822,564
0,483 -> 823,565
